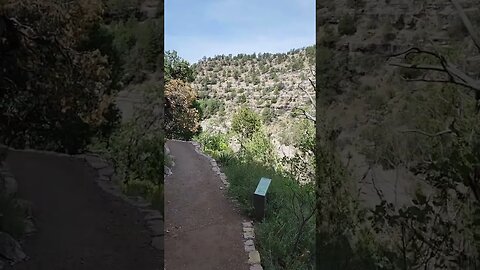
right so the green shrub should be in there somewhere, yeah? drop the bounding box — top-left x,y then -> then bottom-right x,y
242,130 -> 276,165
196,98 -> 224,119
195,132 -> 232,158
231,107 -> 262,140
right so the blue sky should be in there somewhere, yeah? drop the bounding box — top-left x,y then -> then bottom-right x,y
165,0 -> 315,63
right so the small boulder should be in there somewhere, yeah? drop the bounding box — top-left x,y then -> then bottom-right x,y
248,250 -> 261,264
164,166 -> 172,176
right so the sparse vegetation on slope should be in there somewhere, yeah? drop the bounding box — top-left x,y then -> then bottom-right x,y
192,47 -> 315,135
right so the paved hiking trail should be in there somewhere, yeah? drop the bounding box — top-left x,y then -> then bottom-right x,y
4,149 -> 162,270
165,140 -> 248,270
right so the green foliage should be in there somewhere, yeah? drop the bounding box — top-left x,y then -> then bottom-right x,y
195,132 -> 233,158
278,119 -> 315,147
353,80 -> 480,268
196,98 -> 225,119
110,17 -> 137,57
79,23 -> 123,91
106,83 -> 164,214
241,130 -> 276,165
290,58 -> 304,71
165,50 -> 196,83
231,107 -> 262,140
238,94 -> 247,103
338,14 -> 357,36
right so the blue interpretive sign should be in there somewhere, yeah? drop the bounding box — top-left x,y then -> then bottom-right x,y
254,177 -> 271,197
253,177 -> 271,221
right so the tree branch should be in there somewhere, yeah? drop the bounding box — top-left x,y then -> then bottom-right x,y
399,129 -> 453,137
295,107 -> 316,123
450,0 -> 480,52
389,60 -> 480,92
298,83 -> 316,110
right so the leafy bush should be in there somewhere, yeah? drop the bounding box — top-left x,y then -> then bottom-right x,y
231,107 -> 262,140
196,98 -> 224,119
241,130 -> 277,165
165,50 -> 195,83
165,79 -> 201,140
195,132 -> 233,158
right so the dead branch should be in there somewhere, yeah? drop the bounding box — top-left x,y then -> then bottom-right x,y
450,0 -> 480,52
298,83 -> 316,110
388,1 -> 480,93
370,167 -> 384,201
295,107 -> 316,123
399,129 -> 453,137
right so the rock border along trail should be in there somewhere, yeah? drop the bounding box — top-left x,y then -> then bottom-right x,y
165,140 -> 262,270
2,146 -> 162,269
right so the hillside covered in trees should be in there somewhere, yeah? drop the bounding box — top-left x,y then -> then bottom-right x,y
189,47 -> 315,162
193,47 -> 314,128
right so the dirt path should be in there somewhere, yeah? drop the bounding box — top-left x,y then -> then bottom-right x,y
4,149 -> 162,270
165,140 -> 247,270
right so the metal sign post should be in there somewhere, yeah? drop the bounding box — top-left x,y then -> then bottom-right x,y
253,177 -> 271,221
